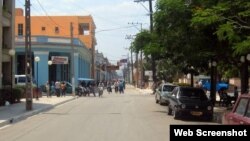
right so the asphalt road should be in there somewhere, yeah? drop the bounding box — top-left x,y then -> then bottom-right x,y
0,87 -> 218,141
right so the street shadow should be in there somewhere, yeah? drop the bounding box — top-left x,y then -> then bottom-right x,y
153,110 -> 167,114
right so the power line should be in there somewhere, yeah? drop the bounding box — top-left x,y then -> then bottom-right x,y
96,25 -> 135,33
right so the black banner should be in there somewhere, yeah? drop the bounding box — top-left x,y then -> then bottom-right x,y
170,125 -> 250,140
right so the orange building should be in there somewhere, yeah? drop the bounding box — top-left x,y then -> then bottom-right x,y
15,8 -> 97,78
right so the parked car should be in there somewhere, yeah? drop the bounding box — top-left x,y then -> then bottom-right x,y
167,86 -> 213,121
15,74 -> 36,86
222,93 -> 250,125
155,83 -> 177,105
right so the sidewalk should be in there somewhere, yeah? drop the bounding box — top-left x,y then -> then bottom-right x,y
0,95 -> 77,128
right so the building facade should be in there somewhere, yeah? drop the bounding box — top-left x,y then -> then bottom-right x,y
95,50 -> 118,83
15,8 -> 97,79
0,0 -> 15,88
15,35 -> 91,87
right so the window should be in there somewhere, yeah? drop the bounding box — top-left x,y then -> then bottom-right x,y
235,98 -> 248,116
55,26 -> 59,33
245,99 -> 250,118
18,24 -> 23,36
79,23 -> 90,35
163,85 -> 176,92
41,26 -> 46,31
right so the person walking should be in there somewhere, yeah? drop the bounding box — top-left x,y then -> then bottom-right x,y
118,81 -> 124,94
60,81 -> 66,97
45,81 -> 51,97
55,81 -> 61,97
107,81 -> 112,94
50,81 -> 55,96
98,82 -> 104,97
114,81 -> 119,93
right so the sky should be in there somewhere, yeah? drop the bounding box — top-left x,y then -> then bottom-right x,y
15,0 -> 156,65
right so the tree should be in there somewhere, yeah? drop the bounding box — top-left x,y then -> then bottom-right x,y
191,0 -> 250,78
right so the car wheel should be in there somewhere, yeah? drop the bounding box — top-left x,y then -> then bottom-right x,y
167,106 -> 172,115
159,97 -> 163,105
165,100 -> 169,106
155,95 -> 159,103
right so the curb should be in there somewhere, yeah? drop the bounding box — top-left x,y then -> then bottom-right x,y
0,97 -> 77,128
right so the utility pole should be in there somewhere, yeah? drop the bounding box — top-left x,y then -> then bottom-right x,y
25,0 -> 33,111
70,22 -> 75,96
125,35 -> 134,85
148,0 -> 156,83
128,22 -> 143,88
134,0 -> 156,85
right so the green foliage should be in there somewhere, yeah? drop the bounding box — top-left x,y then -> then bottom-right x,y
215,22 -> 235,41
129,0 -> 250,82
192,8 -> 220,26
233,37 -> 250,55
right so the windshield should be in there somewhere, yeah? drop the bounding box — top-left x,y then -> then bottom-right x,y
180,88 -> 208,100
18,77 -> 26,83
163,85 -> 176,92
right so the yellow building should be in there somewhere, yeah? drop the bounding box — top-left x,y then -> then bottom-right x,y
15,8 -> 97,78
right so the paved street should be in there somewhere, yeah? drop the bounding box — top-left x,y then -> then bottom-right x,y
0,86 -> 220,141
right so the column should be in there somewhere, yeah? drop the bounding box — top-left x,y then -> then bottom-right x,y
79,56 -> 82,78
83,59 -> 87,78
74,53 -> 79,86
34,51 -> 49,87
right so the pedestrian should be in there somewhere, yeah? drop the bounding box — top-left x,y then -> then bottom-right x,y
55,81 -> 61,97
114,81 -> 119,93
45,81 -> 51,97
50,81 -> 55,96
107,81 -> 112,94
118,81 -> 124,94
98,82 -> 104,97
60,81 -> 66,97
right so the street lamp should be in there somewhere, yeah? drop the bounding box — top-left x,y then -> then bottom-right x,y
35,56 -> 40,100
48,60 -> 52,80
48,60 -> 52,65
9,49 -> 15,103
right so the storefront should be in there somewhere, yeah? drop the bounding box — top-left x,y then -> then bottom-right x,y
14,36 -> 92,88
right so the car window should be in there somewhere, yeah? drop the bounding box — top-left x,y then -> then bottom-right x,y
163,85 -> 176,92
18,77 -> 26,83
172,88 -> 178,97
179,88 -> 208,100
244,99 -> 250,118
235,98 -> 248,116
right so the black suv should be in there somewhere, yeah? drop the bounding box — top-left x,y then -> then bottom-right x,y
167,86 -> 213,121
